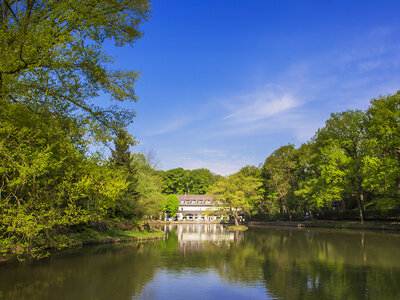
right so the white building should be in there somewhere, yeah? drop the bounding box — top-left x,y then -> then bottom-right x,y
175,194 -> 224,221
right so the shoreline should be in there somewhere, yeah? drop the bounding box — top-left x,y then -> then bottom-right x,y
68,227 -> 165,247
247,220 -> 400,232
0,227 -> 165,262
149,219 -> 400,232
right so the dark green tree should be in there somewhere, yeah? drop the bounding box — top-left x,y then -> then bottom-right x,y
262,144 -> 297,214
162,168 -> 222,195
110,130 -> 139,219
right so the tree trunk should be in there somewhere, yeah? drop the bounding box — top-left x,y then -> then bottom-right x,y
234,216 -> 239,226
396,148 -> 400,196
357,190 -> 365,223
396,178 -> 400,196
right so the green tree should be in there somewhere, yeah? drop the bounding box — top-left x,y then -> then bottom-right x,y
130,153 -> 165,219
0,0 -> 151,142
262,144 -> 297,214
365,91 -> 400,207
187,168 -> 221,194
295,141 -> 348,213
110,130 -> 139,219
162,168 -> 189,194
162,168 -> 222,195
0,103 -> 128,257
315,110 -> 368,222
0,0 -> 151,257
238,165 -> 262,178
210,173 -> 262,226
238,165 -> 264,214
164,194 -> 179,217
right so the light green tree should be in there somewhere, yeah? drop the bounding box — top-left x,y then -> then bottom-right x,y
315,110 -> 368,222
364,91 -> 400,207
164,194 -> 179,218
131,153 -> 165,219
0,0 -> 151,142
210,173 -> 262,226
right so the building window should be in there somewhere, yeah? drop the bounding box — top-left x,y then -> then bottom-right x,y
199,201 -> 203,204
192,200 -> 196,204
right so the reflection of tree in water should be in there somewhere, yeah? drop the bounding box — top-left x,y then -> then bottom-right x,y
159,226 -> 400,299
246,228 -> 400,299
1,226 -> 399,299
0,242 -> 163,300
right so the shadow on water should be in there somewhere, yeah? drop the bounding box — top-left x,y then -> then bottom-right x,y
0,224 -> 399,299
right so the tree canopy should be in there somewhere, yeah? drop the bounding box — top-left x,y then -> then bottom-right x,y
164,194 -> 179,217
160,168 -> 222,195
210,173 -> 262,225
0,0 -> 157,258
0,0 -> 151,142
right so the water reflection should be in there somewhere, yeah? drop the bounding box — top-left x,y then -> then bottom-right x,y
164,224 -> 241,251
0,225 -> 399,299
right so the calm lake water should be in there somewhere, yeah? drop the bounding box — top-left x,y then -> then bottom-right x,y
1,224 -> 399,299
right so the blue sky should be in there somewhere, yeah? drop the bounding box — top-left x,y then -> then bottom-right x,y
103,0 -> 400,175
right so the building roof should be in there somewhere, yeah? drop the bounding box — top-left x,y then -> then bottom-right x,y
176,210 -> 211,214
177,194 -> 216,206
176,195 -> 215,201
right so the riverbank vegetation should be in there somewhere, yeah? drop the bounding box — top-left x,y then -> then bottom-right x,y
0,0 -> 226,260
0,0 -> 167,259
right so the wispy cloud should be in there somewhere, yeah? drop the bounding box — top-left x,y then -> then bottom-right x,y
223,92 -> 299,123
195,149 -> 228,158
142,118 -> 190,137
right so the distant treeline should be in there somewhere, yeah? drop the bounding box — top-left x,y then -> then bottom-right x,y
157,168 -> 223,195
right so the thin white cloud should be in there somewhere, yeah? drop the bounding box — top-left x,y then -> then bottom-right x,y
222,86 -> 300,123
142,118 -> 189,137
224,94 -> 298,123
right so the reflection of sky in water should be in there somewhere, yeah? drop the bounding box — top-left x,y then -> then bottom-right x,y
137,269 -> 274,300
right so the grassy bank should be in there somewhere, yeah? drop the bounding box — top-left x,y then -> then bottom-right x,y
68,227 -> 165,247
0,223 -> 165,262
248,220 -> 400,231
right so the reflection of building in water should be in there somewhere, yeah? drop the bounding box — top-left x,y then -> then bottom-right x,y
175,194 -> 227,221
166,224 -> 241,251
